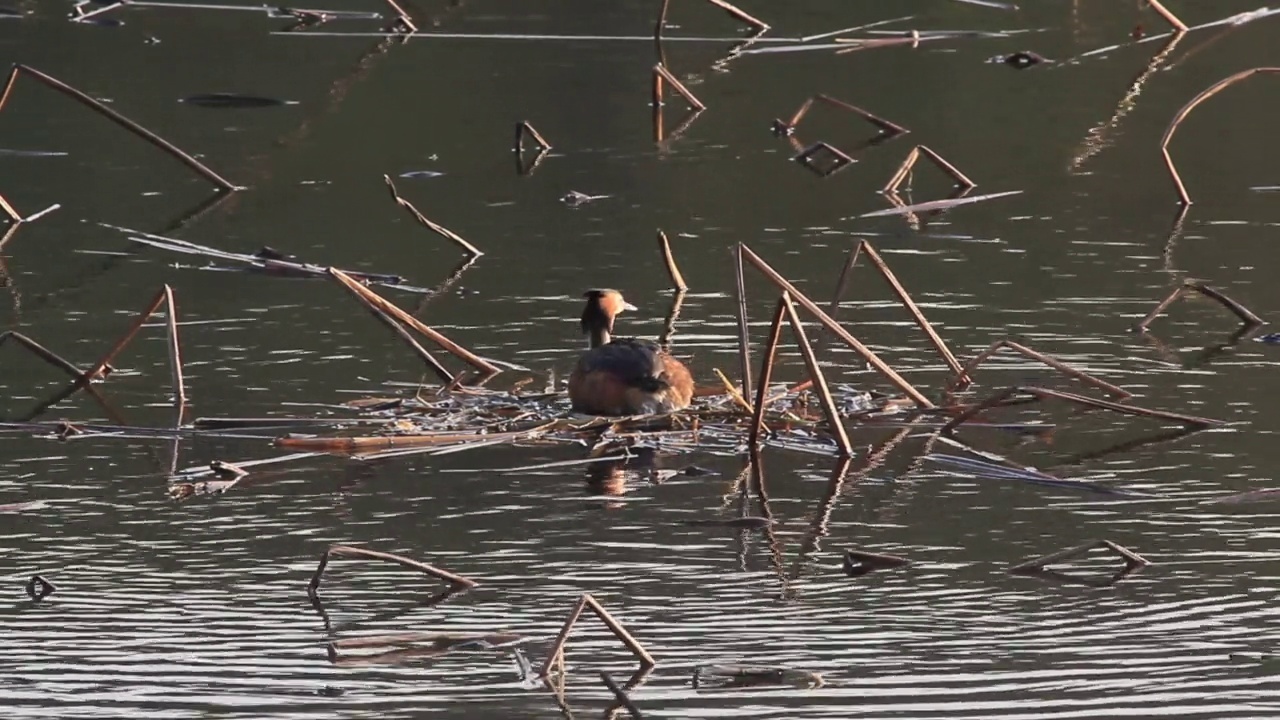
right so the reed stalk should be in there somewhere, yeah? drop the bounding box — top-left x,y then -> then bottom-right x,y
947,339 -> 1131,398
747,297 -> 787,449
83,287 -> 167,380
0,331 -> 89,381
656,230 -> 688,291
739,244 -> 934,408
652,64 -> 706,111
162,285 -> 186,407
1161,68 -> 1280,204
308,544 -> 478,595
780,293 -> 851,456
383,175 -> 483,257
0,64 -> 237,191
1133,280 -> 1263,330
329,268 -> 499,374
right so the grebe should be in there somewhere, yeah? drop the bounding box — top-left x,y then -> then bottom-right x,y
567,289 -> 694,416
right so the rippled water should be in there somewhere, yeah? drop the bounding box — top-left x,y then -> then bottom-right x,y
6,1 -> 1280,718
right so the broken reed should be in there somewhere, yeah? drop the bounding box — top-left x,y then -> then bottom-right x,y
541,593 -> 656,678
777,93 -> 908,136
0,64 -> 237,191
656,230 -> 688,291
1133,280 -> 1264,331
382,175 -> 483,257
308,544 -> 477,595
947,339 -> 1130,398
328,267 -> 500,376
883,145 -> 976,194
514,121 -> 552,153
1161,67 -> 1280,205
652,64 -> 705,111
738,243 -> 934,407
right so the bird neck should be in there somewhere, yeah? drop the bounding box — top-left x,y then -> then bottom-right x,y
587,326 -> 611,349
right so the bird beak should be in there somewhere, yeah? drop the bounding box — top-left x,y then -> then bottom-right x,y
621,301 -> 639,312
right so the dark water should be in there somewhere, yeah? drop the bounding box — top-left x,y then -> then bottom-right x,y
6,2 -> 1280,717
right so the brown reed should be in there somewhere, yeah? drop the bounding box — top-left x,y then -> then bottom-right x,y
0,64 -> 237,191
780,293 -> 852,456
1161,68 -> 1280,204
859,241 -> 966,379
0,331 -> 89,381
793,142 -> 855,177
733,246 -> 753,400
83,287 -> 168,381
329,268 -> 500,374
947,339 -> 1131,398
882,145 -> 977,194
1133,280 -> 1264,331
382,175 -> 483,257
739,244 -> 934,408
308,544 -> 478,595
652,64 -> 706,111
656,230 -> 688,291
161,285 -> 186,407
1009,539 -> 1151,574
747,297 -> 788,449
540,593 -> 656,678
778,93 -> 908,136
600,672 -> 644,718
704,0 -> 770,32
328,268 -> 455,383
1147,0 -> 1189,32
0,193 -> 20,223
383,0 -> 417,32
515,121 -> 552,153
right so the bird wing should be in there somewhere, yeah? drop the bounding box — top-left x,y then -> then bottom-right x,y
575,338 -> 669,389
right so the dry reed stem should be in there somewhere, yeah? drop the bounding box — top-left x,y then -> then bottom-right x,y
541,595 -> 588,678
0,331 -> 88,380
0,192 -> 20,223
83,287 -> 167,381
515,121 -> 552,153
329,268 -> 500,374
948,339 -> 1131,399
882,144 -> 976,193
860,241 -> 966,379
600,672 -> 644,718
275,424 -> 550,453
308,544 -> 478,595
652,64 -> 706,111
656,230 -> 688,291
712,368 -> 754,414
655,0 -> 671,41
780,293 -> 852,457
0,221 -> 19,251
383,0 -> 417,32
704,0 -> 770,32
739,244 -> 934,408
382,175 -> 483,257
778,94 -> 907,136
0,65 -> 237,191
1022,385 -> 1222,428
1009,539 -> 1151,574
540,594 -> 656,678
815,94 -> 908,134
161,285 -> 186,407
1133,281 -> 1264,331
328,268 -> 454,383
1146,0 -> 1189,32
747,297 -> 787,449
1161,67 -> 1280,205
733,246 -> 753,400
